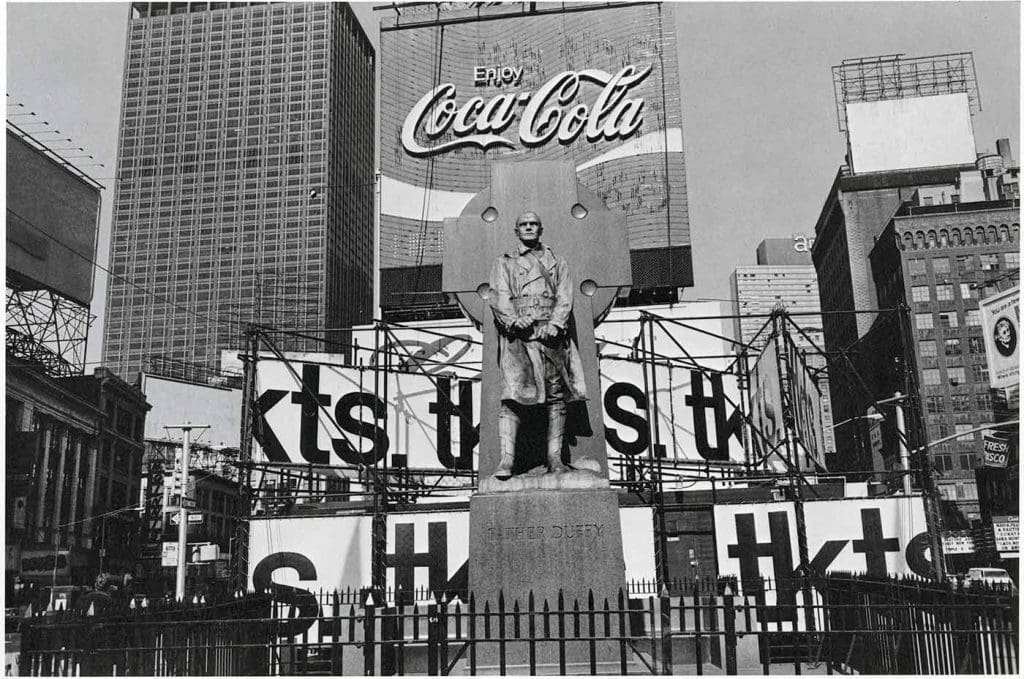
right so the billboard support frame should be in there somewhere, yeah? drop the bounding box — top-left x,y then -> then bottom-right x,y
5,275 -> 93,377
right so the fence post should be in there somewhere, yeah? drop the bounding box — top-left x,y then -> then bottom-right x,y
427,601 -> 439,676
363,596 -> 376,676
723,585 -> 737,675
659,586 -> 673,675
439,595 -> 449,676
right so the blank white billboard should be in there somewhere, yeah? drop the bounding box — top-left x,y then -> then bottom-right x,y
140,374 -> 242,447
846,93 -> 976,173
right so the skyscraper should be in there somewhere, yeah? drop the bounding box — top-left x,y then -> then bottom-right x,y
730,237 -> 824,353
730,238 -> 835,464
102,2 -> 375,381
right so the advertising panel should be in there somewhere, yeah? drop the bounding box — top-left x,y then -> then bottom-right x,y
255,303 -> 750,474
715,497 -> 930,627
845,93 -> 976,174
982,432 -> 1011,468
786,339 -> 829,470
992,516 -> 1018,555
748,341 -> 785,466
378,2 -> 690,307
6,131 -> 101,306
140,374 -> 242,447
979,285 -> 1019,392
247,504 -> 655,643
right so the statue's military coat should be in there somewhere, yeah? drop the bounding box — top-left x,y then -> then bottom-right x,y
488,243 -> 587,406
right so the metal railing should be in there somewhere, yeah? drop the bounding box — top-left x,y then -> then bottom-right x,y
13,575 -> 1018,676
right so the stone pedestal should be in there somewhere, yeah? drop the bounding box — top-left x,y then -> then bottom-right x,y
469,488 -> 626,671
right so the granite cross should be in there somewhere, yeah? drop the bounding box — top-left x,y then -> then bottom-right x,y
442,160 -> 632,481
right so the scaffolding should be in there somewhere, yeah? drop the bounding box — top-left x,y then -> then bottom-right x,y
832,52 -> 980,132
5,274 -> 94,377
226,306 -> 913,592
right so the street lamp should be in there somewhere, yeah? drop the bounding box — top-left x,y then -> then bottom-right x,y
830,412 -> 884,429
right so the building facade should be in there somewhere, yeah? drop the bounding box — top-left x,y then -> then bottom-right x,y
103,2 -> 375,381
869,199 -> 1020,522
731,238 -> 825,353
6,364 -> 150,590
138,438 -> 240,597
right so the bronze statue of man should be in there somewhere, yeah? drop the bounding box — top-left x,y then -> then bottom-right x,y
488,211 -> 587,480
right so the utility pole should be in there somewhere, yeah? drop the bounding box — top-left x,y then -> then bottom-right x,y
893,391 -> 911,495
166,422 -> 209,602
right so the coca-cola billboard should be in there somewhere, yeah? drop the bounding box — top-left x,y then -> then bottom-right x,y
402,65 -> 652,156
379,2 -> 691,308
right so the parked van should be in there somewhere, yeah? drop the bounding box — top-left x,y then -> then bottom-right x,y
964,567 -> 1017,593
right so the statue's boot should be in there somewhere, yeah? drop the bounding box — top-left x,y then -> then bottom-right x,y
547,401 -> 567,473
494,404 -> 519,480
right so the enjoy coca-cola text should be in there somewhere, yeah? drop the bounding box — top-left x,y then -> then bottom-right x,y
400,65 -> 652,157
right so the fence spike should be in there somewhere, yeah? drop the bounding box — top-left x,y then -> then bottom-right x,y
86,602 -> 96,617
141,597 -> 149,609
129,598 -> 137,610
192,595 -> 199,605
22,603 -> 32,618
365,592 -> 375,607
200,594 -> 207,604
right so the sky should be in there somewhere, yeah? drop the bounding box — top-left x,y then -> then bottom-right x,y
5,1 -> 1020,370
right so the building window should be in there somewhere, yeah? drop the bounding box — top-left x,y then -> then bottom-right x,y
951,394 -> 971,412
933,257 -> 951,275
938,312 -> 959,328
916,313 -> 934,330
958,455 -> 975,471
965,309 -> 982,326
1005,252 -> 1020,269
947,367 -> 966,386
919,340 -> 937,357
909,259 -> 926,276
935,284 -> 953,301
968,337 -> 985,355
971,364 -> 989,382
926,396 -> 944,413
956,255 -> 975,273
912,286 -> 931,302
960,283 -> 977,300
957,482 -> 978,500
922,368 -> 941,386
976,392 -> 992,410
955,423 -> 976,441
944,338 -> 962,356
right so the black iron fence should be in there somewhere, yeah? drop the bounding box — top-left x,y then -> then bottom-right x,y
13,575 -> 1018,676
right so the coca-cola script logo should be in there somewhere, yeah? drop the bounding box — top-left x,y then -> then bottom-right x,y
401,65 -> 652,157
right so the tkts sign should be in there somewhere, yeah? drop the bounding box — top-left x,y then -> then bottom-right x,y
401,65 -> 652,156
715,497 -> 932,628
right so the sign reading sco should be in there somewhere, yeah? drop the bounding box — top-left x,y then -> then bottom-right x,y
401,65 -> 652,156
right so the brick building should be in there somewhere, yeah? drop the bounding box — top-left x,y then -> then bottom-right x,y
868,198 -> 1020,521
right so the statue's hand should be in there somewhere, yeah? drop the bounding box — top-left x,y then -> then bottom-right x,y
512,316 -> 533,330
537,323 -> 560,340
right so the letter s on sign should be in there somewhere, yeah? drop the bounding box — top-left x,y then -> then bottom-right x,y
252,552 -> 321,639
